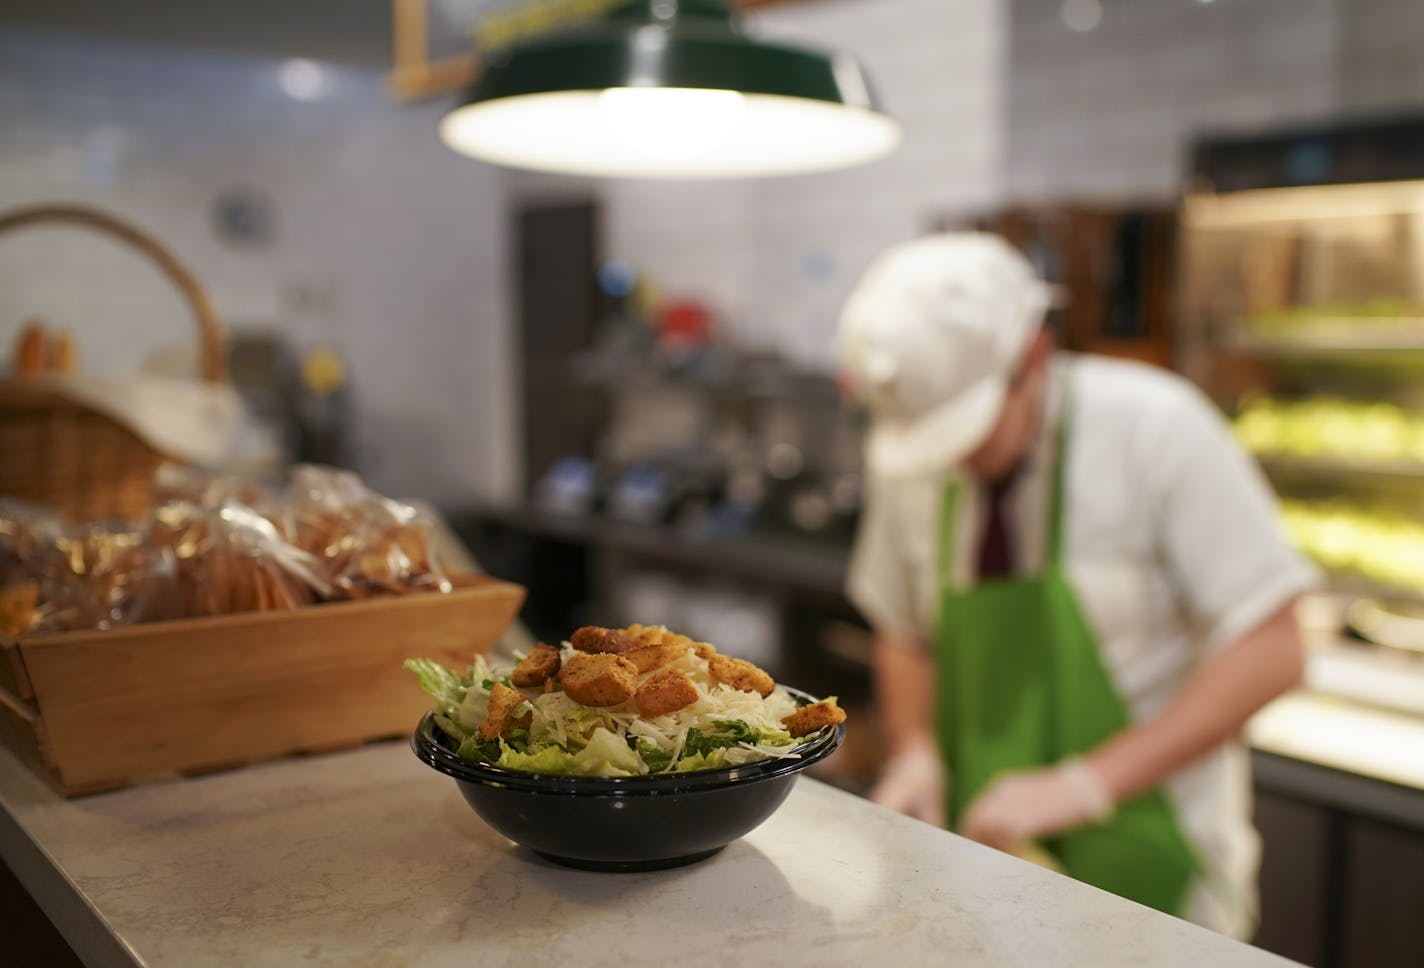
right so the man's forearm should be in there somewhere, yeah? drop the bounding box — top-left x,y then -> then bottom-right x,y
1086,600 -> 1306,803
873,631 -> 937,757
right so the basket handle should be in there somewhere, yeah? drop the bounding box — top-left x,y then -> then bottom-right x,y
0,203 -> 227,383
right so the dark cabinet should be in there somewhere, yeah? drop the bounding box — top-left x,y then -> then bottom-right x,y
516,199 -> 605,493
1255,789 -> 1333,965
1252,753 -> 1424,968
1341,818 -> 1424,968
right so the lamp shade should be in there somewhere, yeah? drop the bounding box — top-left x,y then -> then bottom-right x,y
439,0 -> 902,179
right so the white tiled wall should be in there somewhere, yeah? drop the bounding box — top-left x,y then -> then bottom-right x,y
1340,0 -> 1424,111
1005,0 -> 1424,201
0,28 -> 517,509
597,0 -> 1424,375
1006,0 -> 1341,202
597,0 -> 1008,372
5,1 -> 1422,502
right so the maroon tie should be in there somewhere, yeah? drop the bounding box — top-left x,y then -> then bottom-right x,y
977,474 -> 1018,579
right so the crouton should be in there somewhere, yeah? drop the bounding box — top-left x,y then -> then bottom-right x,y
511,643 -> 561,687
571,626 -> 636,655
707,653 -> 775,697
781,700 -> 846,738
560,652 -> 639,707
623,638 -> 690,674
623,623 -> 665,645
623,624 -> 715,661
634,668 -> 700,717
479,682 -> 532,741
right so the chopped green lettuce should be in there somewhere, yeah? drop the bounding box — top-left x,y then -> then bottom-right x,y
403,658 -> 469,709
636,739 -> 674,773
407,655 -> 815,779
569,727 -> 646,776
504,727 -> 531,753
682,720 -> 789,757
455,658 -> 496,731
672,750 -> 731,773
496,744 -> 577,774
456,734 -> 502,764
433,712 -> 473,745
488,729 -> 645,777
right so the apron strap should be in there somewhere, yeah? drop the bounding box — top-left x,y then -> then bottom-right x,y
938,360 -> 1076,584
936,476 -> 962,592
1047,368 -> 1075,569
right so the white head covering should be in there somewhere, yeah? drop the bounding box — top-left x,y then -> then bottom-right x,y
835,233 -> 1052,479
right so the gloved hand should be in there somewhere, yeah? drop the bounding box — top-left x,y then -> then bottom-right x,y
959,758 -> 1114,853
868,736 -> 946,827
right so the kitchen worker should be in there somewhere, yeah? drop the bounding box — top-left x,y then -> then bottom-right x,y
836,232 -> 1316,938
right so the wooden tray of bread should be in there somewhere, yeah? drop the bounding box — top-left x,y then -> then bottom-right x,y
0,574 -> 524,796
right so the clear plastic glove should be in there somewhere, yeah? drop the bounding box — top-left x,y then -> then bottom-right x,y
868,737 -> 946,827
959,758 -> 1114,853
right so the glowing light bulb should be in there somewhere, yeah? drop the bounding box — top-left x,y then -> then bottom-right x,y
598,87 -> 746,163
279,59 -> 328,101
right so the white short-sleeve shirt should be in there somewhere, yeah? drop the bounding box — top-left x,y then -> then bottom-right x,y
847,353 -> 1319,938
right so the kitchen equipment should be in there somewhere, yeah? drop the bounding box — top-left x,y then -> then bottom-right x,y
410,690 -> 844,871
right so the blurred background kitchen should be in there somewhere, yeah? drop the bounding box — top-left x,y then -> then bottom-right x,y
2,1 -> 1423,964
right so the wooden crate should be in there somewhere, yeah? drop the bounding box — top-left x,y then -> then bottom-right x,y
0,575 -> 524,796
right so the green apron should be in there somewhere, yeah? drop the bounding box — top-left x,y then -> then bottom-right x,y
933,385 -> 1198,916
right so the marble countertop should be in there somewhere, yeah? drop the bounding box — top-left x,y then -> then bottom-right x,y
0,742 -> 1298,968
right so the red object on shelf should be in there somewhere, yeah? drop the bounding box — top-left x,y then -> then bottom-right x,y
657,299 -> 713,347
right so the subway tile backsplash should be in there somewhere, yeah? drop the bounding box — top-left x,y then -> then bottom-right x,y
4,0 -> 1423,502
0,27 -> 517,509
597,0 -> 1424,375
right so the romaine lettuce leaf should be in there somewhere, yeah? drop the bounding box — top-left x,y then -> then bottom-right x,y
636,739 -> 674,773
755,728 -> 793,747
496,744 -> 578,774
456,734 -> 502,764
570,727 -> 646,776
403,658 -> 468,709
434,712 -> 474,745
672,750 -> 730,772
683,720 -> 777,757
486,729 -> 647,777
563,705 -> 616,742
455,656 -> 497,731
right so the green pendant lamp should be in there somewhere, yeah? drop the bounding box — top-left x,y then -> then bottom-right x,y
439,0 -> 902,179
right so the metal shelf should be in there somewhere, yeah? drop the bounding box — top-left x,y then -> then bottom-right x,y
1309,570 -> 1424,610
1256,453 -> 1424,481
1220,324 -> 1424,355
459,504 -> 852,598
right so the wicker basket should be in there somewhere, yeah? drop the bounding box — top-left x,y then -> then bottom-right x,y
0,204 -> 227,522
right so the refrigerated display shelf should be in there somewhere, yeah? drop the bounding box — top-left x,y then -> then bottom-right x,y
1302,571 -> 1424,611
1219,328 -> 1424,355
1256,453 -> 1424,481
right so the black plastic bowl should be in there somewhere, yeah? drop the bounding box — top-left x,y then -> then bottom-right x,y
410,690 -> 844,872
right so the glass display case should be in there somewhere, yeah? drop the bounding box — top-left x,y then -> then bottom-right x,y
1178,117 -> 1424,711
